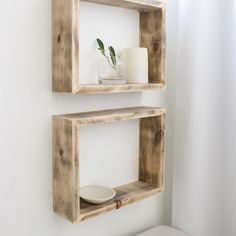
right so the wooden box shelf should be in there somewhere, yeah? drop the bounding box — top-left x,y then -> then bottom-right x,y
52,0 -> 166,94
52,107 -> 166,223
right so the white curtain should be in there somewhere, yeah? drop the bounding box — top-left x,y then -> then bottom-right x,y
172,0 -> 236,235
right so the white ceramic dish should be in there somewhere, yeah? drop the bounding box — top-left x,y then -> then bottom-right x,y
80,185 -> 116,204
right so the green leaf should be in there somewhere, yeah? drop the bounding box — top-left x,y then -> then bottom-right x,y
108,46 -> 116,57
110,56 -> 116,67
108,46 -> 116,66
96,38 -> 105,55
96,38 -> 104,50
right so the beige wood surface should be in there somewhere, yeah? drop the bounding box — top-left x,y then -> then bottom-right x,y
140,8 -> 166,85
74,83 -> 165,94
53,106 -> 165,125
52,107 -> 165,223
80,181 -> 161,221
81,0 -> 164,11
139,115 -> 165,189
52,0 -> 79,93
52,118 -> 80,223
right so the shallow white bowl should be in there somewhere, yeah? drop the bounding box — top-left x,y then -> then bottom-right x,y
80,185 -> 116,204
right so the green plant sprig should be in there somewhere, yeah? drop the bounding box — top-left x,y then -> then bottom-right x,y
96,38 -> 118,72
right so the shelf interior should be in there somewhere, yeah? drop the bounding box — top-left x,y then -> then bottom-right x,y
79,181 -> 161,221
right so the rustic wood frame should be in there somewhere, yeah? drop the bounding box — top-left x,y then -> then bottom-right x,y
52,107 -> 165,223
52,0 -> 166,94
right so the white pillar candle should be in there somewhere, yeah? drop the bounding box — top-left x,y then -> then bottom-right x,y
120,48 -> 148,84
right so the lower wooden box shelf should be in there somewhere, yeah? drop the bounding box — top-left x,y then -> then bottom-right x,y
52,107 -> 165,223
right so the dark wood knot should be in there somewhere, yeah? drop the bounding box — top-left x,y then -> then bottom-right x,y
57,25 -> 63,43
57,34 -> 61,43
115,200 -> 122,209
59,148 -> 64,156
155,129 -> 165,143
59,148 -> 71,168
153,40 -> 160,53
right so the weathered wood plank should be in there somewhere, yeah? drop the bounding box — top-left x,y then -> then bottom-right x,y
53,107 -> 166,126
139,114 -> 165,188
81,0 -> 164,11
140,8 -> 166,85
52,0 -> 79,92
52,118 -> 80,223
74,83 -> 164,94
79,181 -> 161,221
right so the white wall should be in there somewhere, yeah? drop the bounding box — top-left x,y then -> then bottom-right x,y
171,1 -> 236,235
0,1 -> 178,235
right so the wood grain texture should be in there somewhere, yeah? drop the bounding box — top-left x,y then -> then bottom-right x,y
53,106 -> 166,126
139,114 -> 165,189
140,7 -> 166,85
52,0 -> 79,92
81,0 -> 164,11
52,118 -> 79,223
52,107 -> 166,223
74,83 -> 165,94
80,181 -> 161,221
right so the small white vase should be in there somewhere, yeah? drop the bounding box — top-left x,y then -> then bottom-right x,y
97,56 -> 126,85
120,48 -> 148,84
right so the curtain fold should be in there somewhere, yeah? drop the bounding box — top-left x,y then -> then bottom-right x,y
172,0 -> 236,235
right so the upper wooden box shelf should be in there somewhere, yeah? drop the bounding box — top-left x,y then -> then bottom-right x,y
52,0 -> 166,94
53,106 -> 165,223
